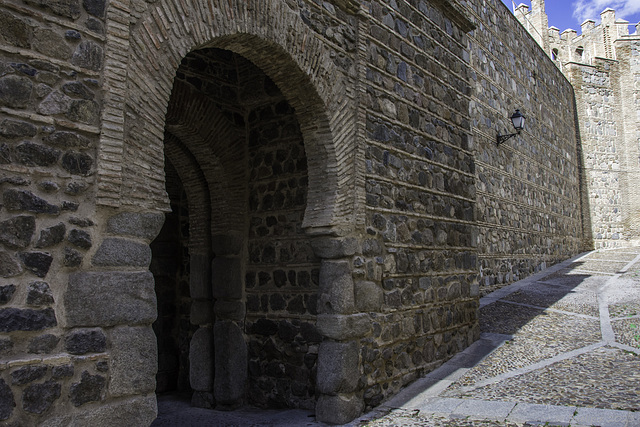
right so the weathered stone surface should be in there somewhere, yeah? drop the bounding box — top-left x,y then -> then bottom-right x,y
11,365 -> 48,385
0,75 -> 32,108
24,0 -> 82,19
28,334 -> 60,354
318,260 -> 355,314
65,328 -> 106,354
68,229 -> 92,249
66,99 -> 100,124
45,131 -> 91,148
0,119 -> 37,139
83,0 -> 106,17
37,90 -> 72,115
18,251 -> 53,277
71,41 -> 104,71
38,180 -> 60,193
51,364 -> 73,379
33,28 -> 72,60
85,17 -> 105,34
15,141 -> 61,166
214,320 -> 247,407
61,151 -> 93,175
0,338 -> 13,354
23,380 -> 61,414
36,223 -> 66,248
213,300 -> 245,321
108,326 -> 156,397
189,327 -> 214,392
317,313 -> 372,340
0,143 -> 10,164
62,81 -> 94,99
27,281 -> 54,306
92,238 -> 151,267
315,394 -> 364,425
3,190 -> 59,215
69,217 -> 94,227
0,215 -> 35,248
40,394 -> 157,427
0,308 -> 57,332
63,247 -> 83,267
0,252 -> 22,277
310,237 -> 358,258
0,379 -> 14,420
354,280 -> 384,312
211,257 -> 243,300
0,285 -> 16,304
317,340 -> 360,394
0,12 -> 31,49
191,391 -> 215,409
107,212 -> 165,240
70,371 -> 105,406
65,272 -> 156,327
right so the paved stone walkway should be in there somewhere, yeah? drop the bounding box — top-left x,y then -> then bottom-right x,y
152,248 -> 640,426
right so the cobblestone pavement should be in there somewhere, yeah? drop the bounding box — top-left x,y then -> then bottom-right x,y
153,248 -> 640,426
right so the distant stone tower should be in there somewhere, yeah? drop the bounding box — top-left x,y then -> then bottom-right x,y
515,4 -> 640,248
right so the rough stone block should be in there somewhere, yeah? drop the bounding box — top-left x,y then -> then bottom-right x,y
354,280 -> 383,312
0,215 -> 36,248
65,328 -> 106,354
310,237 -> 358,258
318,260 -> 355,314
92,238 -> 151,267
61,151 -> 93,175
65,271 -> 156,327
214,320 -> 247,407
0,379 -> 14,420
315,393 -> 364,425
18,251 -> 53,277
28,334 -> 59,354
70,371 -> 105,406
71,41 -> 104,71
317,340 -> 359,394
0,252 -> 22,277
36,223 -> 66,248
0,75 -> 32,108
11,365 -> 47,385
107,212 -> 165,241
189,327 -> 214,392
211,257 -> 242,300
22,380 -> 61,414
26,281 -> 54,306
0,285 -> 16,304
191,391 -> 215,409
108,326 -> 157,397
3,190 -> 59,215
0,308 -> 57,332
317,313 -> 372,340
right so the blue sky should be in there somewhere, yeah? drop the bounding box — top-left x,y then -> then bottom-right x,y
501,0 -> 640,34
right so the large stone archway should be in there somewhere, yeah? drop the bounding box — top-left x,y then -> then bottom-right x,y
94,0 -> 362,422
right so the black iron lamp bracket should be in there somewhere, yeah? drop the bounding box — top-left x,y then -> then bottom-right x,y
496,131 -> 520,146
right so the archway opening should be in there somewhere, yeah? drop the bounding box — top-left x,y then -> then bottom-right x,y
152,46 -> 322,413
151,160 -> 194,398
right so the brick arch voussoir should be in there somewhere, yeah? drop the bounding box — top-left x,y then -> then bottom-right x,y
165,80 -> 247,235
107,0 -> 355,234
163,134 -> 212,254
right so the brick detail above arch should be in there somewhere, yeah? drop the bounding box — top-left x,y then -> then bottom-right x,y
97,0 -> 359,235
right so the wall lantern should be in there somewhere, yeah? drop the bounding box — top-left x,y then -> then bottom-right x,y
496,109 -> 526,146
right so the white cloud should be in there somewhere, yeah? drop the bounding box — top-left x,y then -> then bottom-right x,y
572,0 -> 640,24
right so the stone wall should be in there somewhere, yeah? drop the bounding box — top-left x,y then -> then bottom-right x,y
468,0 -> 586,293
0,0 -> 588,425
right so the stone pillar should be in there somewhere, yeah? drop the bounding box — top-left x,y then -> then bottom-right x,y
210,233 -> 247,409
311,237 -> 366,425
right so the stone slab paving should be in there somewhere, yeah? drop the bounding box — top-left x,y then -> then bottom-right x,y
152,249 -> 640,426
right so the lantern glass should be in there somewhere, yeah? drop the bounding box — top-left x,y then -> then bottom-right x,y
511,109 -> 525,131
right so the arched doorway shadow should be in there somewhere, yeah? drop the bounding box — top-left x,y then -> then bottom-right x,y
151,47 -> 323,411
